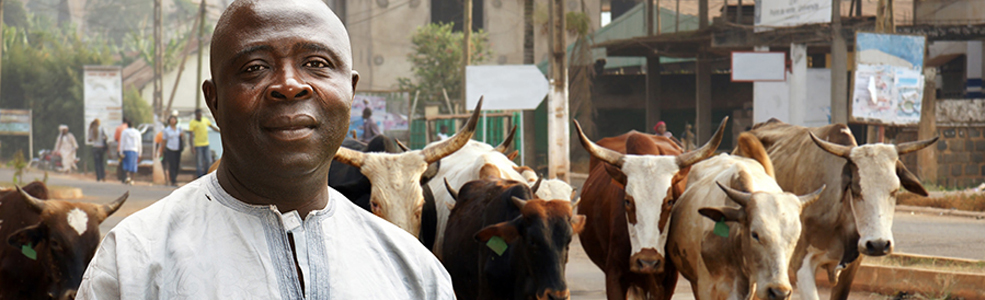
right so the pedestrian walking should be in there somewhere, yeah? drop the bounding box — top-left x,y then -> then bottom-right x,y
114,118 -> 130,183
188,108 -> 220,178
360,105 -> 381,143
159,115 -> 183,186
119,120 -> 142,184
53,124 -> 78,173
88,119 -> 108,181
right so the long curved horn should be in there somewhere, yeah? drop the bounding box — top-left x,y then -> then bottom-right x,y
444,178 -> 459,201
98,191 -> 129,222
530,176 -> 544,194
334,147 -> 367,168
715,181 -> 750,207
678,116 -> 729,167
421,97 -> 483,163
494,126 -> 518,153
511,196 -> 528,209
16,185 -> 46,213
808,132 -> 852,158
896,136 -> 939,155
395,139 -> 410,152
573,120 -> 625,168
798,184 -> 825,207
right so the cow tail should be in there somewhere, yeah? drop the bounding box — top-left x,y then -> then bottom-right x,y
735,132 -> 774,178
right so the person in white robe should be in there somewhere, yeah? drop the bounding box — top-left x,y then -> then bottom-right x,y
53,124 -> 78,173
77,1 -> 455,299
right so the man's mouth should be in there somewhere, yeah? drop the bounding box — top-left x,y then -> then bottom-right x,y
262,115 -> 318,141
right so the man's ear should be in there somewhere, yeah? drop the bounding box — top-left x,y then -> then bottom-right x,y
474,219 -> 520,244
698,207 -> 744,223
203,79 -> 219,122
351,70 -> 360,92
8,223 -> 47,249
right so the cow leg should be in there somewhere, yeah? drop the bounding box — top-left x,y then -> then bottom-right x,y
828,257 -> 862,300
796,254 -> 821,300
604,272 -> 627,300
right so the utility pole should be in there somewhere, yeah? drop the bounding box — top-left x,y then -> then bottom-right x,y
656,0 -> 660,34
548,0 -> 569,182
462,0 -> 472,114
522,0 -> 535,166
695,0 -> 711,141
831,0 -> 849,124
153,0 -> 164,119
873,0 -> 895,143
645,0 -> 653,36
195,0 -> 206,112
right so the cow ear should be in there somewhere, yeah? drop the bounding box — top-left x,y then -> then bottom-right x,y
570,215 -> 586,234
698,207 -> 743,223
8,223 -> 47,250
506,150 -> 519,161
474,220 -> 521,244
896,160 -> 928,197
421,161 -> 440,184
603,163 -> 628,186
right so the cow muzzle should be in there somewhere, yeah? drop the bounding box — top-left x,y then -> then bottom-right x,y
763,285 -> 792,300
537,288 -> 570,300
629,248 -> 664,274
859,238 -> 892,256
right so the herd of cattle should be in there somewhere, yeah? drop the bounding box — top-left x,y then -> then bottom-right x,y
0,98 -> 939,300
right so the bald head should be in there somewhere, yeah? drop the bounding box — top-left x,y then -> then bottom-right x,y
210,0 -> 352,81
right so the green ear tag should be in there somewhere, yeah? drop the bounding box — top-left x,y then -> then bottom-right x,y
21,242 -> 37,260
486,236 -> 508,256
713,218 -> 729,238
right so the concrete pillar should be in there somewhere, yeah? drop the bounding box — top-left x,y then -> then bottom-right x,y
695,52 -> 712,142
789,43 -> 808,126
646,55 -> 662,131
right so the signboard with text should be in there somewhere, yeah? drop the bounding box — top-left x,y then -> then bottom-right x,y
755,0 -> 832,30
850,32 -> 927,125
83,66 -> 123,145
0,109 -> 31,136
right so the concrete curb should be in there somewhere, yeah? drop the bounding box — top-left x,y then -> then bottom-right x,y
896,204 -> 985,219
816,254 -> 985,299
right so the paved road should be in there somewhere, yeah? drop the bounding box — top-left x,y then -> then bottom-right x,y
5,167 -> 982,299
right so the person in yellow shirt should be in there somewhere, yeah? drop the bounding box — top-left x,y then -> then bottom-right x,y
188,108 -> 221,178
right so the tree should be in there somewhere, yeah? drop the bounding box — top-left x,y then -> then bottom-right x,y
397,22 -> 491,115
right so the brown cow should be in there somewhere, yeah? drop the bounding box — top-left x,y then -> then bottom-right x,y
668,133 -> 823,300
744,119 -> 936,300
441,166 -> 584,300
0,181 -> 128,300
574,118 -> 727,300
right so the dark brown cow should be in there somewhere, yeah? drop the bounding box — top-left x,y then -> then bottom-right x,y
441,167 -> 584,300
0,181 -> 127,300
574,118 -> 727,299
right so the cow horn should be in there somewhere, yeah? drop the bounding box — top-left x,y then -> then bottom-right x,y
570,196 -> 581,209
716,181 -> 750,207
798,184 -> 825,207
350,130 -> 358,139
494,126 -> 518,153
511,196 -> 528,209
16,185 -> 46,213
334,146 -> 367,168
574,120 -> 625,168
421,97 -> 482,163
896,136 -> 939,155
99,191 -> 129,222
444,178 -> 459,201
677,117 -> 728,167
809,132 -> 852,158
530,176 -> 543,194
395,139 -> 410,152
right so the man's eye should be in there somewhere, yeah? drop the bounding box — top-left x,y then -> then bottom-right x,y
244,65 -> 265,72
303,61 -> 329,68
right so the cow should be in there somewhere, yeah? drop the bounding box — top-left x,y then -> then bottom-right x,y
515,166 -> 577,202
574,117 -> 728,300
441,167 -> 584,300
0,181 -> 128,300
743,119 -> 937,300
425,124 -> 542,256
331,98 -> 483,239
667,133 -> 824,300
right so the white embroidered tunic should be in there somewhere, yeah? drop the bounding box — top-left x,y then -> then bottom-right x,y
77,173 -> 455,299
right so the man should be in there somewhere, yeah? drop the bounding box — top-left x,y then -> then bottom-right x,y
188,108 -> 220,178
113,118 -> 129,183
53,124 -> 78,173
653,121 -> 683,148
359,105 -> 381,143
119,120 -> 142,185
78,1 -> 455,299
436,125 -> 450,141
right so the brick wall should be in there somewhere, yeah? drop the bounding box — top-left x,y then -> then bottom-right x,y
933,126 -> 985,188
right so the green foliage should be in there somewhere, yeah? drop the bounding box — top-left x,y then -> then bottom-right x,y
86,0 -> 205,68
0,14 -> 115,160
397,23 -> 492,114
566,12 -> 591,36
124,87 -> 154,126
8,150 -> 27,185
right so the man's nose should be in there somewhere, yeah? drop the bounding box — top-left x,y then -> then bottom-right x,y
268,72 -> 312,101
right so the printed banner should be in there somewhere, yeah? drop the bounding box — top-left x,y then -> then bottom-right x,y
755,0 -> 832,29
851,33 -> 926,125
0,109 -> 31,136
83,66 -> 123,145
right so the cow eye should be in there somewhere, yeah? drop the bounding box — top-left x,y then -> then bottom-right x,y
49,240 -> 63,252
751,232 -> 759,241
371,201 -> 381,212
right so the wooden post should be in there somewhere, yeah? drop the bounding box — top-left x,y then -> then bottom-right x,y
655,0 -> 661,34
675,0 -> 680,32
831,0 -> 849,124
646,56 -> 661,133
645,0 -> 653,36
917,69 -> 938,183
194,0 -> 206,112
876,0 -> 895,33
523,0 -> 536,167
695,52 -> 712,142
462,0 -> 472,114
698,0 -> 708,29
548,0 -> 569,182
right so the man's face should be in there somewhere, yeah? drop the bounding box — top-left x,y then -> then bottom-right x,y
204,0 -> 358,176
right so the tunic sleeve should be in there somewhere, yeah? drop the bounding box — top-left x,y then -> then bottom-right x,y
77,231 -> 123,300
